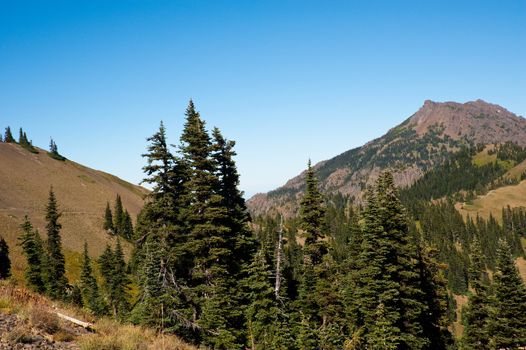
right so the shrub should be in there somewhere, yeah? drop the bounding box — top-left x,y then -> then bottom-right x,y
30,307 -> 60,334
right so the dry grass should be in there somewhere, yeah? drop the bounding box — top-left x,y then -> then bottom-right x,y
78,318 -> 198,350
29,306 -> 60,334
456,180 -> 526,221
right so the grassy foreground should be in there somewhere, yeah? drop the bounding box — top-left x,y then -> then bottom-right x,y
0,281 -> 197,350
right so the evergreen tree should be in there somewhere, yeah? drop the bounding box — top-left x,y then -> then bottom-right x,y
350,172 -> 432,349
45,187 -> 68,299
48,138 -> 66,160
4,126 -> 14,143
80,242 -> 106,316
132,121 -> 184,333
113,194 -> 124,235
243,249 -> 292,350
111,239 -> 130,317
488,239 -> 526,348
299,160 -> 326,263
103,202 -> 114,232
18,216 -> 46,292
178,100 -> 239,347
98,241 -> 129,319
122,210 -> 134,240
463,236 -> 491,349
0,235 -> 11,279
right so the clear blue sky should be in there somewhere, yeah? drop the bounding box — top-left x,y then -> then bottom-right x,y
1,1 -> 525,197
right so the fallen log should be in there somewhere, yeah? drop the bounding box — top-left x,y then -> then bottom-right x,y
55,312 -> 93,331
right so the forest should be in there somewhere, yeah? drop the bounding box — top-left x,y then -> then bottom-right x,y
2,101 -> 526,349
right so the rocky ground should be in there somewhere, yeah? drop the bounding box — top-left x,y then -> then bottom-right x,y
0,311 -> 88,349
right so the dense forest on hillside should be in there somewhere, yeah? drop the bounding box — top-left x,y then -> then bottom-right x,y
3,104 -> 526,349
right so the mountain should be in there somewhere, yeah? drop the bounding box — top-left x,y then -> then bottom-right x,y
247,99 -> 526,216
0,142 -> 147,280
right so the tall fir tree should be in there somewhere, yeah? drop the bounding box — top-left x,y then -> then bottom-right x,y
488,239 -> 526,348
296,161 -> 332,349
299,160 -> 327,263
463,236 -> 491,349
18,216 -> 46,293
243,249 -> 293,350
122,210 -> 134,240
350,172 -> 436,349
178,100 -> 239,348
80,242 -> 106,316
103,202 -> 114,232
45,187 -> 68,299
0,235 -> 11,279
113,194 -> 124,236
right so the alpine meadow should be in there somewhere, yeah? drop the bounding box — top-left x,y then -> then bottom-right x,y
1,1 -> 526,349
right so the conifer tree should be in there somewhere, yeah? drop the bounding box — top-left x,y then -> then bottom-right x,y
177,100 -> 238,347
45,187 -> 68,299
4,126 -> 14,143
0,235 -> 11,279
113,194 -> 124,235
350,172 -> 432,349
0,133 -> 3,142
111,239 -> 130,317
296,161 -> 330,349
132,121 -> 183,333
48,138 -> 66,160
98,241 -> 129,319
103,202 -> 114,232
80,242 -> 106,315
299,160 -> 326,263
463,236 -> 491,349
488,239 -> 526,348
243,249 -> 292,350
122,210 -> 134,240
18,216 -> 46,292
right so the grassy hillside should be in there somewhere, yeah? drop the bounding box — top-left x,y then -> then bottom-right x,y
0,142 -> 148,282
456,179 -> 526,220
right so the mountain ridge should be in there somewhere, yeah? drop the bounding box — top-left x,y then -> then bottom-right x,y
247,99 -> 526,216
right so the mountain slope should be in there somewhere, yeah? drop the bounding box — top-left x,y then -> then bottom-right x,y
0,142 -> 147,280
247,100 -> 526,216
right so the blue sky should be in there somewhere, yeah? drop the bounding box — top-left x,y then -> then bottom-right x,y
1,1 -> 525,197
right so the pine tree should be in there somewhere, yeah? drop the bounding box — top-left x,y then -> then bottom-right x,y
0,235 -> 11,279
463,236 -> 491,349
132,121 -> 184,333
113,194 -> 124,236
243,249 -> 292,350
4,126 -> 14,143
80,242 -> 106,316
488,239 -> 526,348
98,241 -> 129,319
18,216 -> 46,292
122,210 -> 134,240
48,138 -> 65,160
299,160 -> 327,264
178,100 -> 238,347
45,187 -> 68,299
103,202 -> 114,233
350,172 -> 431,349
296,161 -> 330,349
366,302 -> 398,350
111,239 -> 130,318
